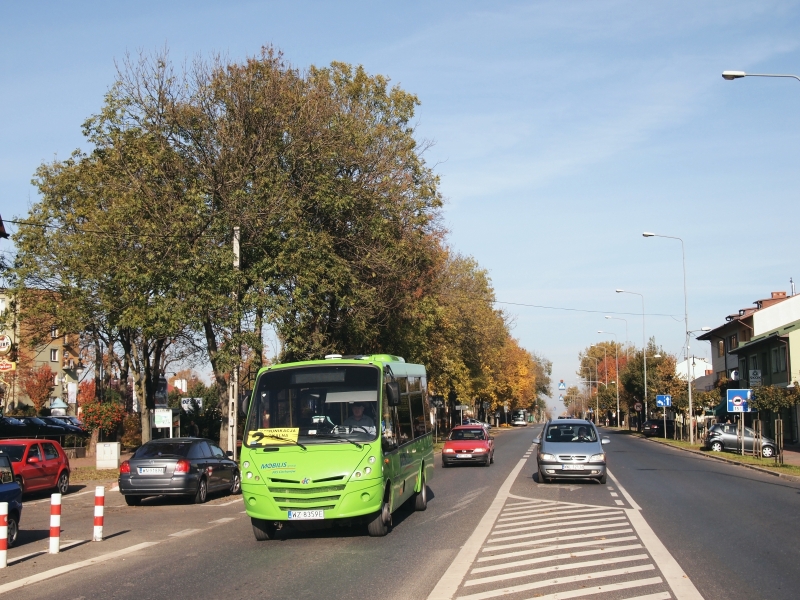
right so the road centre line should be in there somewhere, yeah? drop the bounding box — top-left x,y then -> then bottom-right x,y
482,528 -> 634,552
486,522 -> 635,547
426,458 -> 528,600
209,518 -> 235,523
211,498 -> 243,507
507,578 -> 667,600
471,543 -> 644,574
624,508 -> 703,600
606,469 -> 641,510
489,516 -> 628,541
476,535 -> 640,563
465,553 -> 650,587
0,542 -> 159,595
169,529 -> 202,537
456,564 -> 657,600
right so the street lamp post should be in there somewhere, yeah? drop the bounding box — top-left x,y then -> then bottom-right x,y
722,71 -> 800,83
616,289 -> 648,421
605,316 -> 629,361
643,232 -> 695,443
598,330 -> 620,427
584,353 -> 599,421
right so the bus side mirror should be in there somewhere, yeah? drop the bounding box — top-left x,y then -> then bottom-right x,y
240,395 -> 251,415
386,382 -> 401,406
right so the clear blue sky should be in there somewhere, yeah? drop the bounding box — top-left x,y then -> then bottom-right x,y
3,1 -> 799,412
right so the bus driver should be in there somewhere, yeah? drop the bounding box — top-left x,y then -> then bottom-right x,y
343,402 -> 375,433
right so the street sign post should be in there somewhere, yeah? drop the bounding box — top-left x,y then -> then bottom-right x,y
727,389 -> 753,413
655,395 -> 672,439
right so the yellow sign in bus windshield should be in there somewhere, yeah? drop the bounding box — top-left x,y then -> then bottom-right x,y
246,427 -> 300,446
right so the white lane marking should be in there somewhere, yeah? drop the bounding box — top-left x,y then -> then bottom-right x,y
615,499 -> 625,505
495,508 -> 623,527
211,498 -> 243,507
109,485 -> 120,491
169,529 -> 202,537
488,516 -> 628,541
426,458 -> 527,600
209,518 -> 236,524
482,523 -> 633,552
7,550 -> 46,565
471,543 -> 644,573
456,564 -> 656,600
465,553 -> 650,586
607,469 -> 641,510
607,486 -> 615,490
499,502 -> 593,516
507,578 -> 666,600
26,490 -> 94,505
625,508 -> 703,600
0,542 -> 159,594
610,492 -> 619,497
54,540 -> 87,551
476,535 -> 639,563
498,505 -> 617,521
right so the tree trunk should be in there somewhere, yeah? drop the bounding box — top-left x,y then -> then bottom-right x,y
87,428 -> 99,458
203,316 -> 230,450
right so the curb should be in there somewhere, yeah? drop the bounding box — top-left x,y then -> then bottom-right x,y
639,435 -> 800,483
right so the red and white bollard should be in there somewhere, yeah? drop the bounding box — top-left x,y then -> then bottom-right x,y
0,502 -> 8,568
93,486 -> 105,542
49,493 -> 61,554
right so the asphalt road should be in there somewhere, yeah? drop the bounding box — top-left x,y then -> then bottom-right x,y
2,426 -> 798,599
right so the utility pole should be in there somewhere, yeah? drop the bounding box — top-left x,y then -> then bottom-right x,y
229,227 -> 241,460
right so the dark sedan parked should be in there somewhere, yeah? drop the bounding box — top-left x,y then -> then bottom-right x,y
119,438 -> 241,506
17,417 -> 69,438
39,417 -> 89,438
642,419 -> 676,438
704,423 -> 777,458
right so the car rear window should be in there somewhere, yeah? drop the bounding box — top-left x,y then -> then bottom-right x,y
450,429 -> 485,440
0,445 -> 26,463
133,443 -> 191,459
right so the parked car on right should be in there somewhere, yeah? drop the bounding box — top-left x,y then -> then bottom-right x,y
642,419 -> 676,438
704,423 -> 777,458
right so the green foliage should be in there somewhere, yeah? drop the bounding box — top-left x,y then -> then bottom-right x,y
752,385 -> 800,412
120,413 -> 142,449
81,400 -> 126,435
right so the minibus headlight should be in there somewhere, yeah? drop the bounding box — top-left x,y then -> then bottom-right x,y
368,456 -> 376,464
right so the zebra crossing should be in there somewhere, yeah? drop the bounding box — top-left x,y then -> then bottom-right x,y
452,497 -> 674,600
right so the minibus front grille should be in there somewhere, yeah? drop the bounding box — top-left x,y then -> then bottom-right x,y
269,485 -> 345,495
273,495 -> 340,504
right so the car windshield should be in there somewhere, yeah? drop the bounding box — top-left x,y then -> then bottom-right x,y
545,424 -> 598,443
26,417 -> 48,426
450,429 -> 486,440
3,418 -> 25,426
245,365 -> 380,447
0,445 -> 26,462
133,443 -> 192,459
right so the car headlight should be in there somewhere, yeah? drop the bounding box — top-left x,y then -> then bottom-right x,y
444,448 -> 455,453
539,453 -> 555,461
474,447 -> 487,453
589,453 -> 606,463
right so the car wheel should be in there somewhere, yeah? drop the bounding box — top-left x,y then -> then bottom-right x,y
14,477 -> 23,493
413,474 -> 428,511
6,513 -> 18,547
762,445 -> 775,458
194,478 -> 208,504
538,469 -> 550,484
490,452 -> 494,464
56,471 -> 69,495
251,518 -> 277,541
441,461 -> 449,468
367,492 -> 392,537
229,471 -> 242,495
710,441 -> 723,452
124,495 -> 142,507
598,472 -> 607,485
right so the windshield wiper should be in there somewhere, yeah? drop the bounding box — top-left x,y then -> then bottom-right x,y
310,434 -> 363,449
251,433 -> 307,451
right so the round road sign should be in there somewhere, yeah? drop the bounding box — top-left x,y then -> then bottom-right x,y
634,402 -> 643,411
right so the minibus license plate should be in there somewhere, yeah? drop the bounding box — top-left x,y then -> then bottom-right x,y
562,464 -> 584,470
288,510 -> 324,520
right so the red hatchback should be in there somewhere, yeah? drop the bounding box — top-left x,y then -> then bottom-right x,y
442,425 -> 494,467
0,439 -> 71,494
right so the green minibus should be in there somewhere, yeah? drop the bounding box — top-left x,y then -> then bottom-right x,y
240,354 -> 434,539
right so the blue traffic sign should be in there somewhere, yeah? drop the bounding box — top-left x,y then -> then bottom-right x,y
727,389 -> 753,413
655,394 -> 672,407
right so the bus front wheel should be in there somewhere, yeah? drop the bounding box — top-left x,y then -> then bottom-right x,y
252,518 -> 277,541
413,473 -> 428,511
367,494 -> 392,537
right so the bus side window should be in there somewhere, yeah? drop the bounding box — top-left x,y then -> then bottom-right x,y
395,378 -> 414,443
382,396 -> 398,452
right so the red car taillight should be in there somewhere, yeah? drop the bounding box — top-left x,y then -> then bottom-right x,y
174,459 -> 190,474
119,460 -> 130,474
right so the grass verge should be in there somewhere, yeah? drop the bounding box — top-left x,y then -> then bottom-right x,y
71,466 -> 119,482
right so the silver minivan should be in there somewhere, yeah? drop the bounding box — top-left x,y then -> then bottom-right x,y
535,419 -> 610,484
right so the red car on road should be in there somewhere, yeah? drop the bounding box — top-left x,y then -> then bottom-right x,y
0,439 -> 71,494
442,425 -> 494,467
